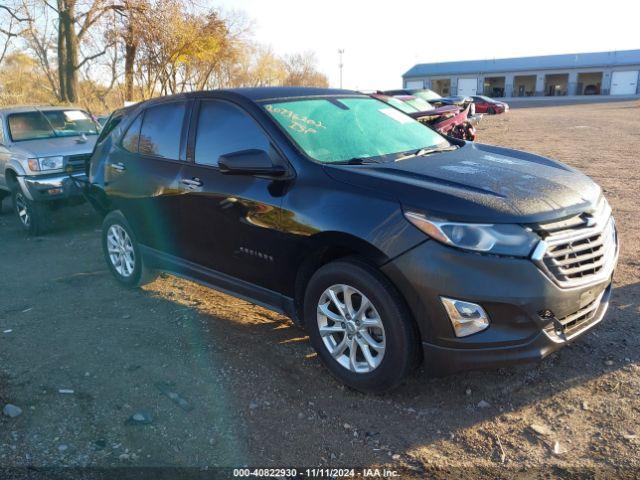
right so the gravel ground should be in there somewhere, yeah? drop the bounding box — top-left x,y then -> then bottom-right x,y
0,100 -> 639,479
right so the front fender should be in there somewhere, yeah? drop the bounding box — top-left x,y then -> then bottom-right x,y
6,158 -> 28,177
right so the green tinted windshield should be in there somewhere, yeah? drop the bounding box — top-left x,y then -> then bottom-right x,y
382,96 -> 418,114
404,97 -> 433,111
413,89 -> 442,101
264,97 -> 447,163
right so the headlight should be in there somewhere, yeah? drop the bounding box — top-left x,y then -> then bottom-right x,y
404,211 -> 540,257
27,156 -> 64,172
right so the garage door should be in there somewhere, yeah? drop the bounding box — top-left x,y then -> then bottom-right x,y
405,80 -> 424,89
457,78 -> 478,96
610,71 -> 638,95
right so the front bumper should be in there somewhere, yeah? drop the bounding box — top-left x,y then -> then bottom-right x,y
20,172 -> 87,202
381,240 -> 616,375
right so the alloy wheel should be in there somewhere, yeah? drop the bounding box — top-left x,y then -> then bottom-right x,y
317,284 -> 386,373
106,224 -> 136,278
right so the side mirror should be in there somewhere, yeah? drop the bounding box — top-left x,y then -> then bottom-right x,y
218,149 -> 287,177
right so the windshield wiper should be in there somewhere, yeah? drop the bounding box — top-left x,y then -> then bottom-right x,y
330,157 -> 381,165
395,145 -> 458,162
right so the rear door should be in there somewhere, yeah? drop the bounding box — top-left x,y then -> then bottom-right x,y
177,98 -> 286,292
104,100 -> 191,255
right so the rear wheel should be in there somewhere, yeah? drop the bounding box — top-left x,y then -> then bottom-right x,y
304,258 -> 419,393
12,188 -> 49,235
102,210 -> 157,287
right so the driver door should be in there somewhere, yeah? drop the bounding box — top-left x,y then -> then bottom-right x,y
177,99 -> 287,293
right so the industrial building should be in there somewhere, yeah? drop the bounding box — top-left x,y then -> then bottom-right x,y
402,49 -> 640,98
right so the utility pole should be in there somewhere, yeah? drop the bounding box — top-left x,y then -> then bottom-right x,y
338,49 -> 345,88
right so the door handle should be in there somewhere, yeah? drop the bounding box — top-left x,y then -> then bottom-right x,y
181,177 -> 203,189
111,162 -> 126,172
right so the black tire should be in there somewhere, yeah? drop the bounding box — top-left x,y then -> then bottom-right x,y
304,257 -> 419,393
488,106 -> 496,115
101,210 -> 158,288
11,188 -> 49,235
0,190 -> 8,214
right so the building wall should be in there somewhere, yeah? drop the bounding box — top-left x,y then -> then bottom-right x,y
404,65 -> 640,97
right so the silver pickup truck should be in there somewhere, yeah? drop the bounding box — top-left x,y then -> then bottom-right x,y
0,106 -> 100,234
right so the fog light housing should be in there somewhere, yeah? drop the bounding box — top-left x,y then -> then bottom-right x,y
441,297 -> 490,337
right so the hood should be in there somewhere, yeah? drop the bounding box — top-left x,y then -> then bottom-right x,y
323,142 -> 601,224
10,135 -> 97,159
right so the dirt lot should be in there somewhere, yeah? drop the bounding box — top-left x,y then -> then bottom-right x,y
0,101 -> 639,479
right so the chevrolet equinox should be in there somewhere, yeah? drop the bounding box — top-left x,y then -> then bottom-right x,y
87,88 -> 618,392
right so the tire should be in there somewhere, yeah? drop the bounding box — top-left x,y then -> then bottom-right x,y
11,188 -> 49,235
304,257 -> 419,393
101,210 -> 158,288
0,190 -> 8,214
488,106 -> 496,115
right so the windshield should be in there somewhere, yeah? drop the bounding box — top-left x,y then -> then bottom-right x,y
8,109 -> 99,142
403,97 -> 434,111
380,96 -> 418,114
264,97 -> 448,164
413,89 -> 442,101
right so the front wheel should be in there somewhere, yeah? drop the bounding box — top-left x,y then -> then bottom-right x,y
102,210 -> 157,287
12,189 -> 49,235
304,258 -> 419,393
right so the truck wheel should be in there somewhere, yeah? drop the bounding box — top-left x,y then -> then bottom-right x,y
304,257 -> 419,393
12,189 -> 49,235
102,210 -> 158,288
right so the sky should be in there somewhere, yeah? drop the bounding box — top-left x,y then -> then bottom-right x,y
212,0 -> 640,90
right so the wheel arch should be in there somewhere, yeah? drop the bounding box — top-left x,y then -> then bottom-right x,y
292,231 -> 392,327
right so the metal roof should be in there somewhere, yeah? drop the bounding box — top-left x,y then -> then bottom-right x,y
403,49 -> 640,78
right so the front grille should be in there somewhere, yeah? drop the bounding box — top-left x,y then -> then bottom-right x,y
66,154 -> 91,172
534,197 -> 617,287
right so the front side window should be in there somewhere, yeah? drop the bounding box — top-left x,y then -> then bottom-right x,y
264,97 -> 448,164
8,109 -> 99,142
138,102 -> 186,160
195,100 -> 270,167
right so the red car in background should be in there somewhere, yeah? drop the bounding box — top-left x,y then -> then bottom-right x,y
471,95 -> 509,114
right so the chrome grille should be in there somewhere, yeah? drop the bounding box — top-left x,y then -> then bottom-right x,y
66,154 -> 91,172
533,197 -> 618,287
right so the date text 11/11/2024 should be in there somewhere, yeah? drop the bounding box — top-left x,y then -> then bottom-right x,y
232,467 -> 400,477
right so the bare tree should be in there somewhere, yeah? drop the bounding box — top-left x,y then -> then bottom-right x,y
0,5 -> 28,65
283,51 -> 329,87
